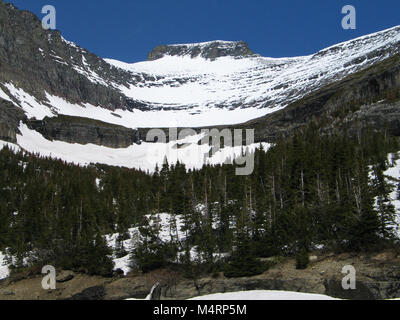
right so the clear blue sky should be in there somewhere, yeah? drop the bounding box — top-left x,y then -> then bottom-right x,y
7,0 -> 400,63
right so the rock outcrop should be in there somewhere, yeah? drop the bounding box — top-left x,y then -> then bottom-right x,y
147,40 -> 256,61
27,115 -> 142,148
56,271 -> 75,283
0,98 -> 26,143
69,285 -> 105,300
2,252 -> 400,300
102,252 -> 400,301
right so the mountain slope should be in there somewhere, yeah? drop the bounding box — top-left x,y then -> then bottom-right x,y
231,51 -> 400,143
1,1 -> 400,127
105,26 -> 400,119
1,1 -> 400,170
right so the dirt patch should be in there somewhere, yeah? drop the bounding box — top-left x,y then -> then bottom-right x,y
0,273 -> 108,300
1,250 -> 400,300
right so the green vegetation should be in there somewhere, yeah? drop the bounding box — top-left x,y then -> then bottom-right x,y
0,123 -> 399,277
295,248 -> 310,270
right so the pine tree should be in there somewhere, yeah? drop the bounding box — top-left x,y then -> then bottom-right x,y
371,163 -> 396,240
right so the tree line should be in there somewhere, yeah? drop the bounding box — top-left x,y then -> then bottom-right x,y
0,123 -> 399,277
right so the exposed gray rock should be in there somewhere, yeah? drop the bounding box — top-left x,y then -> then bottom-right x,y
149,282 -> 162,300
158,277 -> 326,300
27,115 -> 142,149
324,278 -> 400,300
151,276 -> 400,300
69,285 -> 105,300
148,41 -> 256,61
0,1 -> 143,112
56,270 -> 74,283
101,255 -> 400,300
0,98 -> 26,143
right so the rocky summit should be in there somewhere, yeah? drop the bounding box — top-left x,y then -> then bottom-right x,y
147,40 -> 256,61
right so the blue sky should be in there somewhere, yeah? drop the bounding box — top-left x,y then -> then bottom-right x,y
7,0 -> 400,63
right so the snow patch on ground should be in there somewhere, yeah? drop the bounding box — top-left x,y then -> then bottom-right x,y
16,123 -> 270,172
0,86 -> 17,105
105,213 -> 187,275
0,252 -> 10,280
384,153 -> 400,237
61,36 -> 78,49
46,92 -> 272,128
126,289 -> 340,300
188,290 -> 340,300
3,83 -> 55,120
0,140 -> 21,152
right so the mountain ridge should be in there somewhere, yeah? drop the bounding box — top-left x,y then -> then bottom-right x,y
1,1 -> 400,170
147,40 -> 256,61
1,0 -> 400,126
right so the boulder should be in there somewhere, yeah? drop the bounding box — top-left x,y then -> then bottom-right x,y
56,270 -> 74,283
69,285 -> 105,300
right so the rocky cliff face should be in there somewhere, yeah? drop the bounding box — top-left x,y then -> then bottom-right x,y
0,99 -> 25,143
147,40 -> 256,61
0,0 -> 139,110
27,116 -> 142,148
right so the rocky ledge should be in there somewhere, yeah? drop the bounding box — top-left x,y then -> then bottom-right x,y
0,99 -> 26,143
27,115 -> 142,149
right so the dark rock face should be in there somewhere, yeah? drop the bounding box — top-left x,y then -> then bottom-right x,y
324,279 -> 400,300
0,1 -> 136,111
337,101 -> 400,137
147,41 -> 256,61
0,98 -> 26,143
69,285 -> 105,300
56,270 -> 75,283
149,282 -> 162,300
156,277 -> 325,300
27,116 -> 142,149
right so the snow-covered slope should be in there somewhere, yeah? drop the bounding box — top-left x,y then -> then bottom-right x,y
12,124 -> 270,172
103,25 -> 400,127
1,26 -> 400,129
1,23 -> 400,171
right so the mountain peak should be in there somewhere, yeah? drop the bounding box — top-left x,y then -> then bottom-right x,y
147,40 -> 256,61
